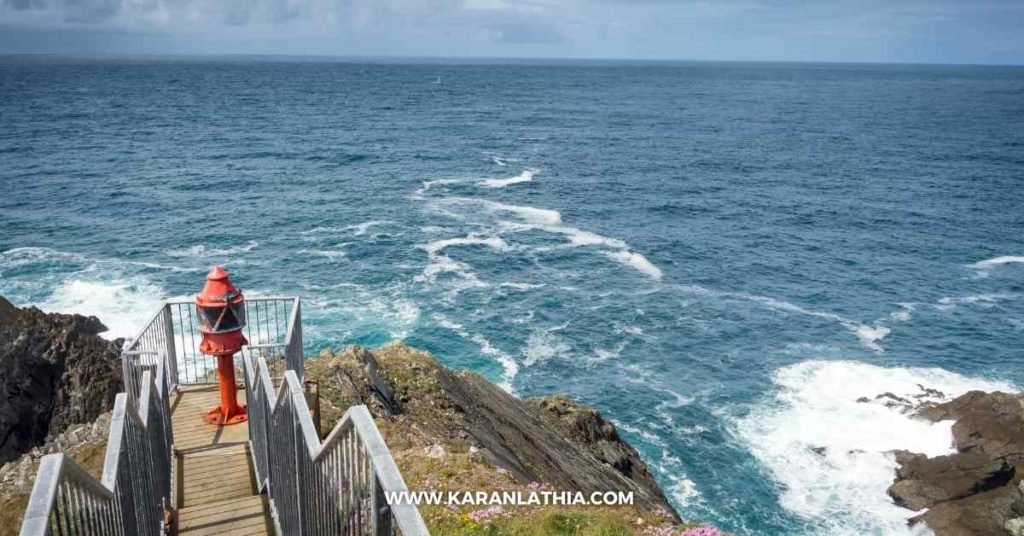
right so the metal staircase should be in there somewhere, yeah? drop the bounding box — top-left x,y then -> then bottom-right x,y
19,298 -> 429,536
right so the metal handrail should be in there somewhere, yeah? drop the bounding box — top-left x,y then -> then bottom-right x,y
20,360 -> 173,536
122,297 -> 302,398
242,354 -> 429,536
21,297 -> 424,535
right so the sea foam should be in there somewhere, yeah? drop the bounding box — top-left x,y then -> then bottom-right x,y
165,241 -> 259,258
0,247 -> 182,339
480,169 -> 535,188
970,255 -> 1024,269
424,196 -> 664,281
432,313 -> 518,391
686,287 -> 893,351
41,278 -> 170,339
522,328 -> 572,367
734,360 -> 1015,536
603,250 -> 663,281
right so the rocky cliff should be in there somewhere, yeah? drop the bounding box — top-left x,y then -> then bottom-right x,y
888,391 -> 1024,536
307,344 -> 689,533
0,296 -> 123,464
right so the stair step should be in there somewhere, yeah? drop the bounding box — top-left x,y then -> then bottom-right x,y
177,494 -> 272,536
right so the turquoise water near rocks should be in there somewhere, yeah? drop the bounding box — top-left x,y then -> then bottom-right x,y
1,57 -> 1022,535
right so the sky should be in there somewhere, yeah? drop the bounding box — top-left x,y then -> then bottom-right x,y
0,0 -> 1022,64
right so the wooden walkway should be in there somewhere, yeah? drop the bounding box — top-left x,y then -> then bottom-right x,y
170,385 -> 273,536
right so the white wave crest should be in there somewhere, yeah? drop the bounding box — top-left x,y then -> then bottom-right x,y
425,197 -> 663,282
684,287 -> 892,351
497,282 -> 546,291
415,178 -> 467,197
854,325 -> 890,349
301,249 -> 347,260
165,241 -> 258,258
603,250 -> 663,281
40,278 -> 169,339
478,200 -> 563,226
431,313 -> 518,391
300,220 -> 389,237
0,247 -> 87,268
734,360 -> 1015,536
416,235 -> 509,295
889,303 -> 915,322
592,341 -> 627,362
935,293 -> 1019,311
423,235 -> 509,256
522,329 -> 572,367
480,169 -> 535,188
970,255 -> 1024,269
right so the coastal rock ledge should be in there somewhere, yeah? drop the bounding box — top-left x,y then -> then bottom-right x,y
887,390 -> 1024,536
0,296 -> 123,464
307,344 -> 685,529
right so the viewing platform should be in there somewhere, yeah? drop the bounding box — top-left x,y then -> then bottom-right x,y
172,386 -> 271,535
18,277 -> 430,536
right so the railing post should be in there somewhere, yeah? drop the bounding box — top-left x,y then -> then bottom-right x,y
161,304 -> 178,389
289,299 -> 303,382
373,475 -> 393,536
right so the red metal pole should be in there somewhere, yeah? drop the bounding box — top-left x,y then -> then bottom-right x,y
204,354 -> 247,425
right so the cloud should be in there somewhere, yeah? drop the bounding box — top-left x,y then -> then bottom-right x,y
0,0 -> 1022,63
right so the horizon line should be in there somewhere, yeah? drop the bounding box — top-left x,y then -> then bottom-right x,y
1,52 -> 1022,68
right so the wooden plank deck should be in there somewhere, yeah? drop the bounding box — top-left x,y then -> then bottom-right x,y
170,385 -> 273,536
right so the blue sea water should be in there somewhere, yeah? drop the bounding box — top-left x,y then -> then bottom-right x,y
1,57 -> 1023,535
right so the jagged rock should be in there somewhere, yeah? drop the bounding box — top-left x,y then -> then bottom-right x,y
890,390 -> 1024,536
0,296 -> 123,464
438,370 -> 677,517
908,484 -> 1022,536
307,343 -> 681,521
915,384 -> 946,399
933,391 -> 1024,459
526,395 -> 668,497
354,347 -> 403,415
875,392 -> 915,412
887,452 -> 1014,510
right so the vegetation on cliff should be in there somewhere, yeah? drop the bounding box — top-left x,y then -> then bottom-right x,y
306,343 -> 718,536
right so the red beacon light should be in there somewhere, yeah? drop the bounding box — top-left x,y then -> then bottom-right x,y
196,266 -> 248,425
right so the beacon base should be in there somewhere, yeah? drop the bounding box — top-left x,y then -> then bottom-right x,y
203,405 -> 248,425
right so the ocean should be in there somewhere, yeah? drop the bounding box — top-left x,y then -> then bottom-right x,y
1,57 -> 1022,535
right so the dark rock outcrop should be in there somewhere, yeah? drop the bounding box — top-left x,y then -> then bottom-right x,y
887,390 -> 1024,536
309,344 -> 680,520
439,373 -> 678,517
525,394 -> 667,499
0,296 -> 123,464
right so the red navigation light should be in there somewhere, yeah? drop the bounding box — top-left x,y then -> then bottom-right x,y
195,266 -> 248,425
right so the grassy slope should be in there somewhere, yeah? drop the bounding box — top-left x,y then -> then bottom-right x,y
308,344 -> 703,536
0,438 -> 109,536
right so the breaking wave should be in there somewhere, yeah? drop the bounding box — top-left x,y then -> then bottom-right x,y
0,247 -> 186,339
603,250 -> 663,281
425,196 -> 663,281
734,360 -> 1015,536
